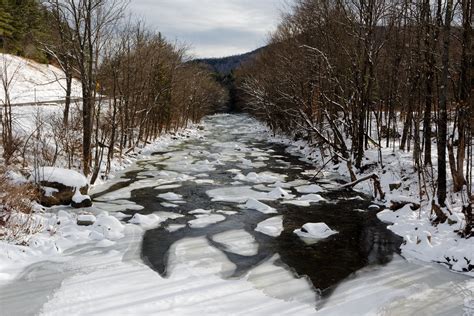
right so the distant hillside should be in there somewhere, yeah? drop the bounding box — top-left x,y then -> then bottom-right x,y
194,47 -> 264,75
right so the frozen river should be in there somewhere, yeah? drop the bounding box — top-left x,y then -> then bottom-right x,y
1,114 -> 472,315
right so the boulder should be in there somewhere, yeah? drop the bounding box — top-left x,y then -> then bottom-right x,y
71,194 -> 93,208
77,214 -> 96,226
32,167 -> 90,208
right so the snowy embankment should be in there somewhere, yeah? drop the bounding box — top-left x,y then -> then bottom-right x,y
0,122 -> 202,282
265,125 -> 473,276
0,54 -> 82,105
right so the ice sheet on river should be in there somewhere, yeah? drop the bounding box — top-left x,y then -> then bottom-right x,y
211,230 -> 258,256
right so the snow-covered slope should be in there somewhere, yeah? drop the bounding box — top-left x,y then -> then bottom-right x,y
0,54 -> 82,104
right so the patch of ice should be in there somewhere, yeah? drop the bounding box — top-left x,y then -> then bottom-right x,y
155,184 -> 182,190
234,171 -> 286,184
283,194 -> 326,207
295,184 -> 324,194
155,211 -> 184,220
206,186 -> 273,203
129,213 -> 162,230
161,202 -> 179,208
166,224 -> 186,232
244,198 -> 277,214
188,214 -> 226,228
216,210 -> 238,216
267,187 -> 293,200
255,216 -> 283,237
189,209 -> 213,215
194,179 -> 215,185
212,230 -> 258,256
158,192 -> 183,201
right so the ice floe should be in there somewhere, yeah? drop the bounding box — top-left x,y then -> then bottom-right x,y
212,230 -> 258,256
255,216 -> 284,237
283,194 -> 327,207
188,214 -> 226,228
244,198 -> 277,214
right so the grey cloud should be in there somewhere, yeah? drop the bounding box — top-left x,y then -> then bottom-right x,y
128,0 -> 293,57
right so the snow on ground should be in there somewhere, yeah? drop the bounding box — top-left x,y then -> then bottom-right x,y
318,255 -> 474,315
34,236 -> 318,316
0,54 -> 82,104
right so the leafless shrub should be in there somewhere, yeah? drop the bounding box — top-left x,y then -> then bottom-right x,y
0,169 -> 42,244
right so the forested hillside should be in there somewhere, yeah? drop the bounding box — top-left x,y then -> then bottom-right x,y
0,0 -> 51,60
195,48 -> 262,75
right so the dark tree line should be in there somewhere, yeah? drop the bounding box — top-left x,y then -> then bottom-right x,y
236,0 -> 473,236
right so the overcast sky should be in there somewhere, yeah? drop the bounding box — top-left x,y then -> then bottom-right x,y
129,0 -> 292,58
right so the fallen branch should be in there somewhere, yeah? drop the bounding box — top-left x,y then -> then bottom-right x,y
341,173 -> 385,200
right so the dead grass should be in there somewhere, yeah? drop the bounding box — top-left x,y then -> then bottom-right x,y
0,168 -> 42,244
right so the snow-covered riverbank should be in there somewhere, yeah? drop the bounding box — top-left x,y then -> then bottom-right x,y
266,125 -> 474,276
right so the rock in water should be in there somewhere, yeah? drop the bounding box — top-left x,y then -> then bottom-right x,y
294,223 -> 338,245
31,167 -> 90,208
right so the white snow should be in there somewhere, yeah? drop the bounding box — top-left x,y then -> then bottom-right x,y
189,209 -> 213,215
77,214 -> 96,224
0,54 -> 82,104
158,192 -> 183,201
244,198 -> 277,214
295,184 -> 324,194
267,187 -> 293,199
255,216 -> 284,237
32,167 -> 88,189
283,194 -> 327,207
294,223 -> 338,244
212,230 -> 259,256
129,213 -> 162,230
234,171 -> 287,184
206,186 -> 272,203
161,202 -> 179,208
188,214 -> 226,228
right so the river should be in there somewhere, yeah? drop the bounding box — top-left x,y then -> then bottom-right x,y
0,114 -> 472,315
